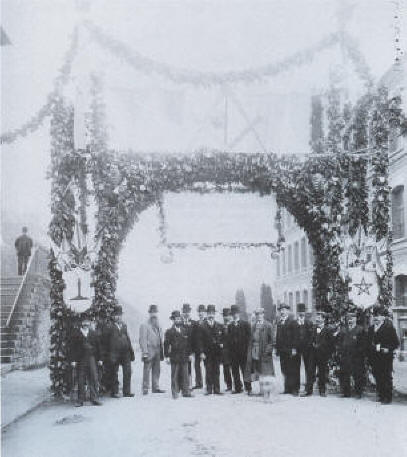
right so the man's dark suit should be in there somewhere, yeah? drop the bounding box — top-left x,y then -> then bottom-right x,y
69,328 -> 101,402
275,317 -> 291,393
109,323 -> 135,396
308,326 -> 335,394
191,319 -> 205,388
228,319 -> 251,392
202,321 -> 224,394
368,321 -> 400,403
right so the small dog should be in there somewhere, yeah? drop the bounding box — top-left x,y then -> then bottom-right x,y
260,375 -> 277,403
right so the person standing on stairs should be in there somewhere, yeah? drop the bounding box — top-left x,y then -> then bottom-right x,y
14,227 -> 33,275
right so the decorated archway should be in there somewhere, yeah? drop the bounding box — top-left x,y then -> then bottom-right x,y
46,82 -> 405,395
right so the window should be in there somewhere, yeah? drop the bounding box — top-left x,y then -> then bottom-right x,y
392,186 -> 405,239
294,241 -> 300,271
284,292 -> 288,304
301,237 -> 307,269
295,291 -> 301,304
276,256 -> 281,277
395,275 -> 407,307
288,245 -> 293,273
288,292 -> 293,307
303,290 -> 309,306
282,250 -> 286,275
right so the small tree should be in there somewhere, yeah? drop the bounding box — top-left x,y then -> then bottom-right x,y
260,283 -> 275,322
235,288 -> 248,321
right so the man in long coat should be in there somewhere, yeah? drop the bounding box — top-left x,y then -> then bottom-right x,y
244,307 -> 275,395
286,303 -> 314,396
14,226 -> 33,275
164,310 -> 194,399
337,311 -> 367,398
221,308 -> 233,391
305,309 -> 335,397
181,303 -> 194,389
275,303 -> 292,394
139,304 -> 165,395
368,307 -> 400,404
69,313 -> 103,407
191,304 -> 206,389
229,304 -> 251,394
109,306 -> 135,398
202,304 -> 224,395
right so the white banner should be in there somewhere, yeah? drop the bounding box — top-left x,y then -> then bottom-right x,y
347,267 -> 378,309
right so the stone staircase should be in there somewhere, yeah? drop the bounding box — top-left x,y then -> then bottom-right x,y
0,248 -> 51,369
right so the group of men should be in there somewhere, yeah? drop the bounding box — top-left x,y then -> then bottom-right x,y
68,300 -> 400,406
276,303 -> 400,404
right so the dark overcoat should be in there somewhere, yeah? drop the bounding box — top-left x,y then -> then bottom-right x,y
244,320 -> 275,382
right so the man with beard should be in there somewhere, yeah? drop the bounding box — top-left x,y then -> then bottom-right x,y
181,303 -> 194,390
221,308 -> 233,392
287,303 -> 314,396
109,306 -> 135,398
368,307 -> 399,404
304,308 -> 335,397
337,311 -> 367,399
191,304 -> 206,389
69,313 -> 103,407
202,305 -> 224,395
275,303 -> 291,394
139,304 -> 165,395
164,310 -> 194,399
229,304 -> 251,394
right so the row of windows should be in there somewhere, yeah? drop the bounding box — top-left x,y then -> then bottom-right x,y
276,236 -> 313,277
276,288 -> 315,312
392,185 -> 405,240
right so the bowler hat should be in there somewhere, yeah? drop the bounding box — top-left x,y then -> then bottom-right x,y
297,303 -> 306,313
197,304 -> 206,312
112,305 -> 123,315
278,303 -> 290,311
230,305 -> 240,314
148,304 -> 158,313
207,304 -> 216,313
182,303 -> 192,313
373,306 -> 389,317
170,310 -> 181,320
222,308 -> 231,316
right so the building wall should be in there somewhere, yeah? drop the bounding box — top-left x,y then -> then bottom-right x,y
273,210 -> 314,316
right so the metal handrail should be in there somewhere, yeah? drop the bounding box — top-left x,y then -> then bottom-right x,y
5,246 -> 39,328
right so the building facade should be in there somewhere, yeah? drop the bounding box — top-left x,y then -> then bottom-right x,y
273,61 -> 407,354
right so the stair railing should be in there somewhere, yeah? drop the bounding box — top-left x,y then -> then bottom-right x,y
5,246 -> 39,328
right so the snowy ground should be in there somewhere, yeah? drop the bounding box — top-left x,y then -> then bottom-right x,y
2,359 -> 407,457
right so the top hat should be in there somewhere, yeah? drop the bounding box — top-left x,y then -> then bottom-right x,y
222,308 -> 231,316
230,305 -> 240,314
197,304 -> 206,312
182,303 -> 192,313
254,307 -> 265,315
148,304 -> 158,314
297,303 -> 306,313
170,310 -> 181,320
207,304 -> 216,313
278,303 -> 290,311
112,305 -> 123,316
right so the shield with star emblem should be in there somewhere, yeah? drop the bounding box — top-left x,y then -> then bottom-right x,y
347,267 -> 378,309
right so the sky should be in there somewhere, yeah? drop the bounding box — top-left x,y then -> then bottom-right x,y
1,0 -> 405,317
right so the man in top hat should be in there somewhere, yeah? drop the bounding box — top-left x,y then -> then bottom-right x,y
202,305 -> 224,394
191,304 -> 206,389
164,310 -> 194,399
69,312 -> 103,407
304,308 -> 335,397
229,304 -> 251,394
109,305 -> 135,398
221,308 -> 233,391
181,303 -> 194,389
286,303 -> 314,396
275,303 -> 292,394
139,305 -> 165,395
337,311 -> 367,398
368,307 -> 400,404
14,226 -> 33,276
